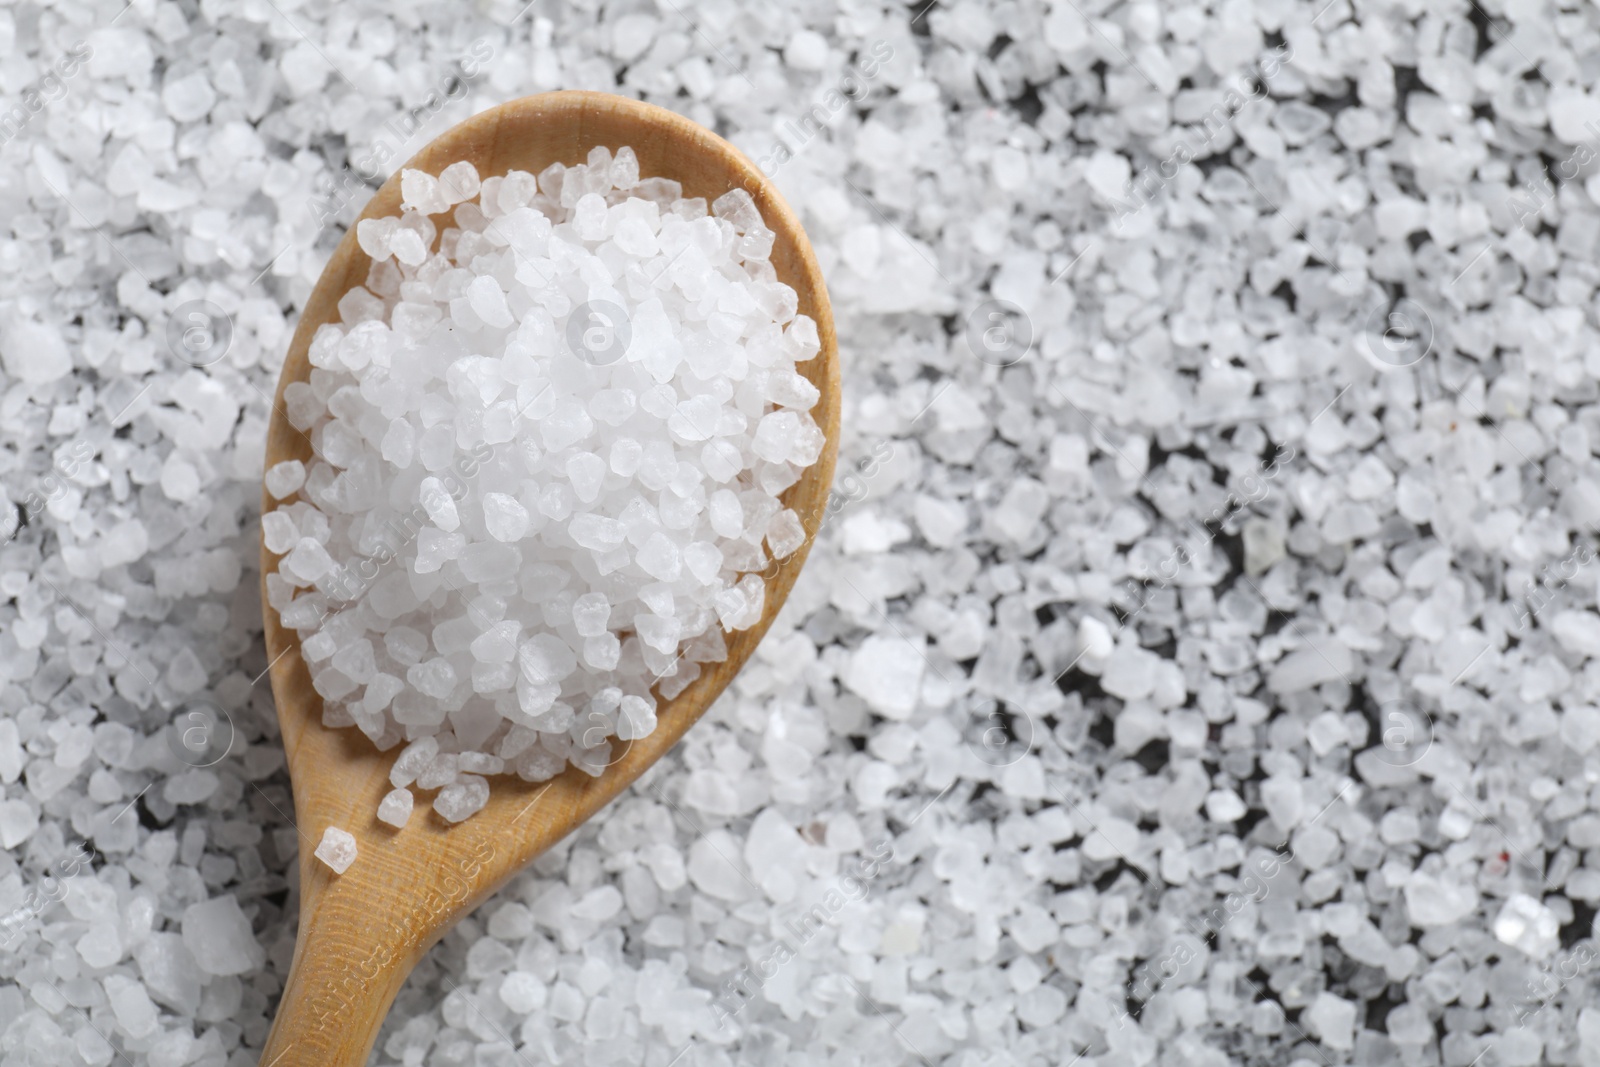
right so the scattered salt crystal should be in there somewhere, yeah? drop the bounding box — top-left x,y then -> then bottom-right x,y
0,798 -> 38,848
313,826 -> 358,874
1304,992 -> 1357,1051
1493,893 -> 1560,960
180,896 -> 264,976
377,788 -> 414,828
843,635 -> 924,721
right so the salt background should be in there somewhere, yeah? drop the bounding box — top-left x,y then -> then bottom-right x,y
3,1 -> 1600,1066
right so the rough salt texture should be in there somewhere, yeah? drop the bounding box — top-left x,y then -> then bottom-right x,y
312,826 -> 357,875
266,154 -> 821,821
4,1 -> 1600,1066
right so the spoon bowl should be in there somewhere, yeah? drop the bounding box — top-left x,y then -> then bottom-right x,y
258,91 -> 838,1066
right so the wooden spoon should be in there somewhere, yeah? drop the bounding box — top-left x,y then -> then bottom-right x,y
257,91 -> 838,1066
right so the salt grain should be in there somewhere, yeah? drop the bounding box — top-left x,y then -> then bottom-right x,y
314,826 -> 358,874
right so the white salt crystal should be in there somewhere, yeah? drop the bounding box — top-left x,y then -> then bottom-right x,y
1304,992 -> 1357,1051
401,169 -> 450,214
261,511 -> 299,554
1405,872 -> 1479,927
76,921 -> 123,968
1493,893 -> 1560,960
843,635 -> 924,720
314,826 -> 358,874
434,774 -> 490,823
390,736 -> 439,788
356,217 -> 398,261
180,896 -> 264,976
753,411 -> 800,463
264,460 -> 307,498
281,537 -> 335,583
105,975 -> 159,1039
467,275 -> 513,329
0,799 -> 38,848
1,319 -> 72,383
500,971 -> 547,1013
418,477 -> 460,532
416,752 -> 459,790
572,592 -> 610,637
438,161 -> 481,204
389,227 -> 427,265
766,508 -> 806,558
1204,789 -> 1246,823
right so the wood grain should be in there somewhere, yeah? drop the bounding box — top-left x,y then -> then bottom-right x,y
257,91 -> 838,1066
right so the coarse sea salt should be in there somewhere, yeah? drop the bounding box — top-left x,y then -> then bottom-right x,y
268,149 -> 822,823
314,826 -> 358,874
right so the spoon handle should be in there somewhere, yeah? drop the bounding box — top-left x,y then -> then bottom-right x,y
256,869 -> 420,1065
258,835 -> 499,1065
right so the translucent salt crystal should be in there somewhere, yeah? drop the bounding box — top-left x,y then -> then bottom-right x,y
417,752 -> 460,790
1405,872 -> 1479,926
706,488 -> 742,538
1261,777 -> 1304,828
381,418 -> 415,467
567,452 -> 606,502
467,275 -> 514,329
574,192 -> 609,240
1204,789 -> 1246,822
519,635 -> 577,684
407,658 -> 457,700
712,188 -> 763,233
637,532 -> 682,581
570,513 -> 626,550
634,613 -> 682,654
439,161 -> 481,204
591,389 -> 637,425
617,695 -> 656,740
180,896 -> 264,977
314,827 -> 358,874
1304,992 -> 1356,1051
584,633 -> 621,670
401,169 -> 451,214
390,737 -> 439,788
413,528 -> 462,573
784,315 -> 820,360
1493,893 -> 1560,959
261,511 -> 299,554
517,746 -> 565,782
701,440 -> 743,483
389,227 -> 427,265
435,774 -> 490,822
610,145 -> 640,188
264,460 -> 307,499
416,476 -> 461,532
0,799 -> 38,848
105,975 -> 159,1038
377,788 -> 413,828
843,635 -> 923,720
281,537 -> 334,584
766,508 -> 806,558
500,971 -> 547,1013
364,673 -> 404,714
76,921 -> 123,968
541,399 -> 594,451
572,592 -> 610,637
753,411 -> 800,463
356,217 -> 398,261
